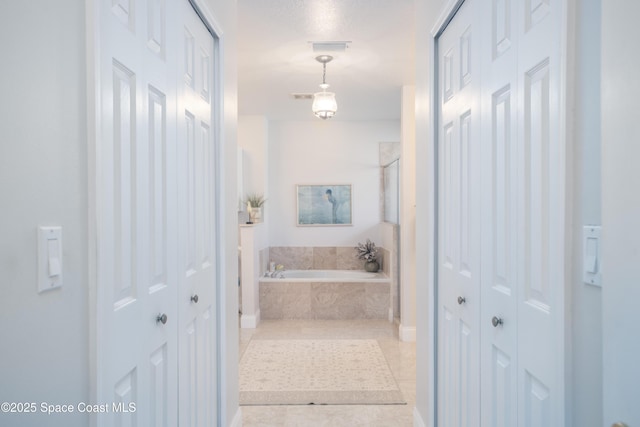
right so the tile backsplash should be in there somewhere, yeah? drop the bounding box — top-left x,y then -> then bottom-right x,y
267,246 -> 385,272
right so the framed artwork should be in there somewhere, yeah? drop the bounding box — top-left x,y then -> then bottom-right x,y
296,184 -> 352,226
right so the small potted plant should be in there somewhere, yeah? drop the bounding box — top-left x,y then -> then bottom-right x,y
355,239 -> 379,272
245,193 -> 266,223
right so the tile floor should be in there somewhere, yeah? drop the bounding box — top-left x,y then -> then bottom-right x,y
239,319 -> 416,426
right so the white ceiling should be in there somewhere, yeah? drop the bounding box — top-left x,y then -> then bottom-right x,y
237,0 -> 416,121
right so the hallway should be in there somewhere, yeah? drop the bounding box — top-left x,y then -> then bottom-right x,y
239,320 -> 416,426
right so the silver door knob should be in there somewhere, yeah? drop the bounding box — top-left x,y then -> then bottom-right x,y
191,294 -> 199,303
611,423 -> 629,427
492,316 -> 503,327
457,296 -> 466,305
156,313 -> 168,325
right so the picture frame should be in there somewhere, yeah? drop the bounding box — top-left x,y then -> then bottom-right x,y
296,184 -> 352,226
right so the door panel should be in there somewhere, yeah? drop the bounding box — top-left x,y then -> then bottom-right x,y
515,1 -> 562,425
479,0 -> 564,425
177,2 -> 218,426
437,0 -> 481,425
98,0 -> 179,425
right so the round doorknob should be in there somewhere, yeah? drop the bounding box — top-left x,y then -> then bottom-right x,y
191,294 -> 199,303
492,316 -> 503,327
156,313 -> 168,325
611,423 -> 629,427
457,296 -> 466,305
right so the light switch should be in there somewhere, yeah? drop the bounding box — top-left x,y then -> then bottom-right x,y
47,239 -> 61,276
38,226 -> 63,293
583,225 -> 602,287
585,237 -> 598,273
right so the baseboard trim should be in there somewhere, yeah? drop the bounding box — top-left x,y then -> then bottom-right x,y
413,406 -> 427,427
399,324 -> 416,342
229,407 -> 242,427
240,310 -> 260,329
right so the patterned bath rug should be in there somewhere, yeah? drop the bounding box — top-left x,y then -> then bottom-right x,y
239,339 -> 406,405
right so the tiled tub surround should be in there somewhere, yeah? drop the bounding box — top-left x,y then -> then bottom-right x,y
259,271 -> 391,321
268,246 -> 374,271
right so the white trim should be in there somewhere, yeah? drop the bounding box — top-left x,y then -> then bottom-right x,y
428,2 -> 470,426
85,1 -> 100,426
189,0 -> 224,37
413,406 -> 428,427
426,12 -> 440,427
240,310 -> 261,329
399,324 -> 416,342
431,0 -> 465,37
559,1 -> 573,426
186,2 -> 234,426
229,407 -> 243,427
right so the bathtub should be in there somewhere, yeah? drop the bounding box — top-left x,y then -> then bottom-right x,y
260,269 -> 388,282
258,270 -> 392,321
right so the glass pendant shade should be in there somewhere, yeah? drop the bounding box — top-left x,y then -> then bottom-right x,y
312,91 -> 337,120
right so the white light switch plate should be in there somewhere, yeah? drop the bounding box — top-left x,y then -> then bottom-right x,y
38,226 -> 63,293
583,225 -> 602,287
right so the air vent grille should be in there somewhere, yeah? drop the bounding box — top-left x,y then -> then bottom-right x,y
310,41 -> 351,52
291,93 -> 314,100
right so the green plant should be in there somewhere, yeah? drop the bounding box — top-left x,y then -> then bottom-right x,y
245,193 -> 266,208
355,239 -> 378,262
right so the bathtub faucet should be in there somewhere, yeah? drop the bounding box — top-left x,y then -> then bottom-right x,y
265,268 -> 285,278
264,263 -> 285,278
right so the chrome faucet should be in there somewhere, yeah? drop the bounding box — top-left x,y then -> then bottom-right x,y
264,265 -> 285,278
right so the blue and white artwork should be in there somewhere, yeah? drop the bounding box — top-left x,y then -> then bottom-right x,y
296,184 -> 352,226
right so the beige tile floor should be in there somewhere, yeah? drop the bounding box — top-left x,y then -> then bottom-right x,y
239,319 -> 416,427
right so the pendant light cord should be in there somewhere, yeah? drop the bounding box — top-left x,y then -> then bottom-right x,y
322,62 -> 327,86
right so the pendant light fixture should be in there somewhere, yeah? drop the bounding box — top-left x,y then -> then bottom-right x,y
312,55 -> 337,120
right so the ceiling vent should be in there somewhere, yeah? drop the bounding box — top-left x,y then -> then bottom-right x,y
310,41 -> 351,52
291,93 -> 314,100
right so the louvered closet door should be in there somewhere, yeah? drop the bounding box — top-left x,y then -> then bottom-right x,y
97,0 -> 180,425
479,0 -> 566,426
436,0 -> 482,425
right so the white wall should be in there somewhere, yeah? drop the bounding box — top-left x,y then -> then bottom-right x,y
268,120 -> 400,247
571,0 -> 603,425
414,0 -> 447,423
0,2 -> 90,426
238,115 -> 269,200
601,0 -> 640,424
239,224 -> 268,328
400,86 -> 417,341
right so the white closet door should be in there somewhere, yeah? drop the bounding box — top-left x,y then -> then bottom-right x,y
436,0 -> 567,425
177,2 -> 218,426
97,0 -> 179,425
515,1 -> 565,425
478,0 -> 519,425
479,0 -> 566,426
436,0 -> 482,425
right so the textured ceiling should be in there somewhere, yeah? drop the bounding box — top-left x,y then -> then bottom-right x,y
238,0 -> 416,121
